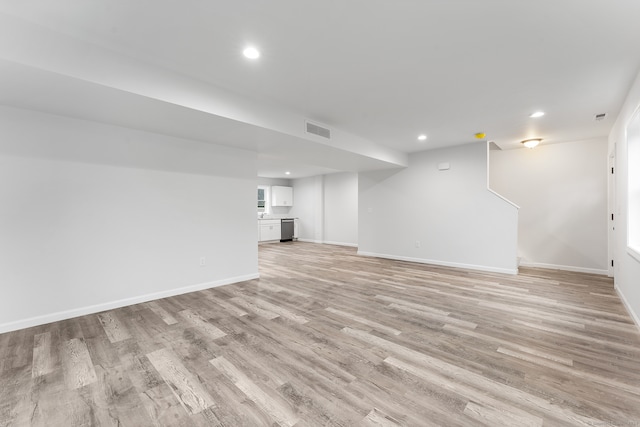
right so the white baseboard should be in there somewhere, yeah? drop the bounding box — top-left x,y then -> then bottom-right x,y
297,239 -> 357,248
518,261 -> 608,276
357,251 -> 517,275
0,273 -> 259,334
615,285 -> 640,330
321,240 -> 358,248
298,238 -> 323,244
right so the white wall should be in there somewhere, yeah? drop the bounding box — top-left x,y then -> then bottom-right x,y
358,143 -> 518,274
609,69 -> 640,326
290,176 -> 324,242
490,138 -> 608,274
289,172 -> 358,246
258,177 -> 291,187
323,173 -> 358,246
0,106 -> 258,333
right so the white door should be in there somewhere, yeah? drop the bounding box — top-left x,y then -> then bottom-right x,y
608,147 -> 616,278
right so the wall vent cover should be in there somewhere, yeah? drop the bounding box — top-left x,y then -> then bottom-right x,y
594,113 -> 607,121
305,121 -> 331,139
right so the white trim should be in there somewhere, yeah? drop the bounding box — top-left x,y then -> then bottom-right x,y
519,261 -> 608,276
615,285 -> 640,330
487,188 -> 520,209
0,273 -> 259,334
357,251 -> 518,275
626,105 -> 640,262
297,238 -> 357,247
627,246 -> 640,263
298,238 -> 323,244
486,141 -> 520,209
322,240 -> 358,248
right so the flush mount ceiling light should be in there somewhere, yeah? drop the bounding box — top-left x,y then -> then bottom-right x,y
243,46 -> 260,59
529,111 -> 545,118
417,134 -> 427,141
285,171 -> 291,175
521,138 -> 542,149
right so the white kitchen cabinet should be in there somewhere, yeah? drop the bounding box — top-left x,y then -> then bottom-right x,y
272,186 -> 293,206
259,219 -> 281,242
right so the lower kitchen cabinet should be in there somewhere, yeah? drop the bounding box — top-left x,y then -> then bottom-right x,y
258,218 -> 298,242
259,219 -> 281,242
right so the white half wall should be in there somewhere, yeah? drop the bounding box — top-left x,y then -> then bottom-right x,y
490,138 -> 608,274
0,106 -> 258,333
358,143 -> 518,274
609,69 -> 640,327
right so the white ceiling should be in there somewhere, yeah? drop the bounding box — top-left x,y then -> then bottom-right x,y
1,1 -> 640,178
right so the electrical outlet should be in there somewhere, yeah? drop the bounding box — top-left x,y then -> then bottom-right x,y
199,257 -> 206,266
415,240 -> 421,248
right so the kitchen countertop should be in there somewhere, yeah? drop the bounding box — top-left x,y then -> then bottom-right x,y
258,216 -> 298,220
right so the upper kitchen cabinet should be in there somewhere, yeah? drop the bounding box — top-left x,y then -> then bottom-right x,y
272,186 -> 293,206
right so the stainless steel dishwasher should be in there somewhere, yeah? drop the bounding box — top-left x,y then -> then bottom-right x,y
280,218 -> 294,242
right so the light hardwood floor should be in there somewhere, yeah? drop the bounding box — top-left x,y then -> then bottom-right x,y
1,242 -> 640,426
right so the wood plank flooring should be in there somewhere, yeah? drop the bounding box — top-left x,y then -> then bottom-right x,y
1,242 -> 640,426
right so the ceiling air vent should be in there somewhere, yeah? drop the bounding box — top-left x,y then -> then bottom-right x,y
594,113 -> 607,121
305,121 -> 331,139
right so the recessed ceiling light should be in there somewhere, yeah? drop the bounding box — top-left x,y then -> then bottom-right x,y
243,46 -> 260,59
521,138 -> 542,149
285,171 -> 291,175
529,111 -> 545,118
417,134 -> 427,141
